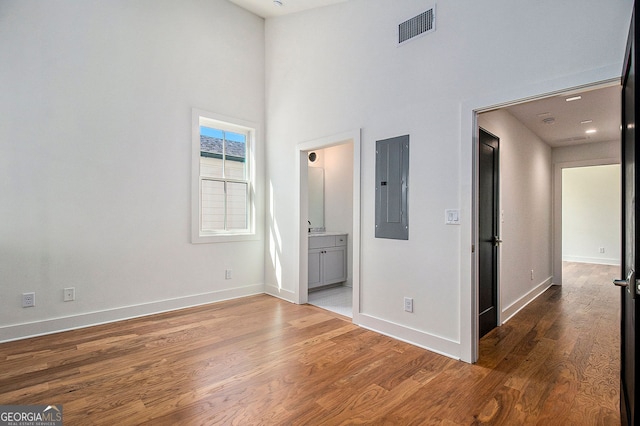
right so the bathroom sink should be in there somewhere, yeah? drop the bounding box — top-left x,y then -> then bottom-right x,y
309,231 -> 345,237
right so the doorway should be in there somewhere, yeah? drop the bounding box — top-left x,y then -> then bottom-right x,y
296,130 -> 361,320
561,164 -> 621,266
471,81 -> 621,362
307,143 -> 353,317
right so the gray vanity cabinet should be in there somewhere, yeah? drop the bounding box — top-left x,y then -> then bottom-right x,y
308,234 -> 347,290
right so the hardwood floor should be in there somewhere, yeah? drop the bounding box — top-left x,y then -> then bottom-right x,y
0,262 -> 620,425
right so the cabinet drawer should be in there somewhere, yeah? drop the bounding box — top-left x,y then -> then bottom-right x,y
309,235 -> 335,249
335,235 -> 347,246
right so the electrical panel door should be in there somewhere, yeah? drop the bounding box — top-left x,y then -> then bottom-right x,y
375,135 -> 409,240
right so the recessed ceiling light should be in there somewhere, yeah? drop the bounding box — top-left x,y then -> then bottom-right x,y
542,117 -> 556,125
580,119 -> 593,124
566,96 -> 582,102
585,129 -> 597,134
273,0 -> 283,5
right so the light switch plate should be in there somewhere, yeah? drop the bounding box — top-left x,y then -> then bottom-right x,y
445,209 -> 460,225
404,297 -> 413,313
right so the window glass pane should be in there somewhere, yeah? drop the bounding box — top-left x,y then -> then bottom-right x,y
225,131 -> 247,179
200,126 -> 224,178
200,126 -> 224,139
201,179 -> 225,231
225,159 -> 245,180
200,156 -> 223,179
226,182 -> 248,230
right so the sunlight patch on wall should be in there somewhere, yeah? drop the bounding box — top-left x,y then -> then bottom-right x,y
268,181 -> 283,289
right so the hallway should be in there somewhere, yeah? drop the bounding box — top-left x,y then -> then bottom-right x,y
477,261 -> 620,423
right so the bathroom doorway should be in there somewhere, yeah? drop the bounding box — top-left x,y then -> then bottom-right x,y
296,130 -> 361,320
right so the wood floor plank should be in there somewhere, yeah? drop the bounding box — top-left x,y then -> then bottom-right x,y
0,263 -> 620,425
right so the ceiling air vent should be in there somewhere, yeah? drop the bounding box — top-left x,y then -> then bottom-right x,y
399,6 -> 435,45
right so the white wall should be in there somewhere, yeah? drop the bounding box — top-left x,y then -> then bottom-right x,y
264,0 -> 633,360
478,110 -> 553,322
0,0 -> 266,341
562,165 -> 621,265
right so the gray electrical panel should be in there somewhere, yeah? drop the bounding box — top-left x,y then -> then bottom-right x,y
375,135 -> 409,240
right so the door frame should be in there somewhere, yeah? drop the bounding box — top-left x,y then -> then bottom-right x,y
461,65 -> 621,363
295,129 -> 362,320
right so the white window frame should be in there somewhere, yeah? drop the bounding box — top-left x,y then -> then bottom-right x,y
192,109 -> 257,243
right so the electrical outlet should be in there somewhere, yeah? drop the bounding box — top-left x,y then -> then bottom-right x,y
599,247 -> 605,254
530,270 -> 534,280
22,292 -> 35,308
225,269 -> 232,280
404,297 -> 413,313
64,287 -> 75,302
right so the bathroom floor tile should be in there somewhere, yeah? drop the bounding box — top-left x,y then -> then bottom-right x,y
308,286 -> 352,318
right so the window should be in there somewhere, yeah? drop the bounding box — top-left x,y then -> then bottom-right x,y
192,110 -> 256,242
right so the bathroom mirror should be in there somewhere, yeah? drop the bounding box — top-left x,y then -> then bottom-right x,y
308,167 -> 324,230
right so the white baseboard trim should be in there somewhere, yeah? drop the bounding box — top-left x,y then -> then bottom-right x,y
0,284 -> 264,343
264,284 -> 296,303
500,277 -> 553,325
354,313 -> 461,360
562,256 -> 620,266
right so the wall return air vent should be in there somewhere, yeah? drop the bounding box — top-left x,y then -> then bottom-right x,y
398,6 -> 436,45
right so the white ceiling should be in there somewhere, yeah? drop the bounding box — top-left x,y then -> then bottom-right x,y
502,84 -> 621,148
229,0 -> 348,18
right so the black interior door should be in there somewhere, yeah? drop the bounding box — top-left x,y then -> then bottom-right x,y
479,128 -> 500,338
619,5 -> 639,424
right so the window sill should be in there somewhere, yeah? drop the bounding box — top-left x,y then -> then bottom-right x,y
192,232 -> 259,244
